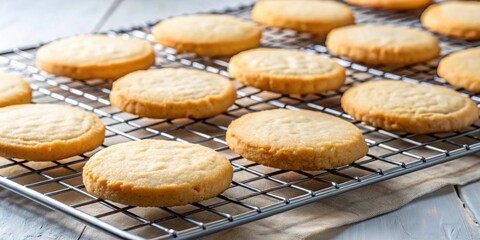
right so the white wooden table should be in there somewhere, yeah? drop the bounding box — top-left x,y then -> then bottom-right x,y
0,1 -> 479,239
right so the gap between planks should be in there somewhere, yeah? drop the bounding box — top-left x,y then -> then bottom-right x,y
92,0 -> 124,32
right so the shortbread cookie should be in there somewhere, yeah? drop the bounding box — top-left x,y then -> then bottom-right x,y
341,80 -> 478,133
228,48 -> 345,94
151,14 -> 262,56
0,71 -> 32,107
83,140 -> 233,207
326,24 -> 441,66
252,0 -> 354,35
110,68 -> 237,119
0,104 -> 105,161
226,109 -> 368,170
36,35 -> 155,80
345,0 -> 431,10
421,1 -> 480,40
438,47 -> 480,92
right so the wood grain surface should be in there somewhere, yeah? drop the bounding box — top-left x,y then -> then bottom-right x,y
0,0 -> 114,50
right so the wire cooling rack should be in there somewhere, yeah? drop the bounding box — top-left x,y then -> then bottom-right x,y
1,3 -> 480,240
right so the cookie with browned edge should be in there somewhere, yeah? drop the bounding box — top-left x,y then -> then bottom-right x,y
110,68 -> 237,119
252,0 -> 354,35
0,104 -> 105,161
422,1 -> 480,40
345,0 -> 431,10
341,80 -> 478,133
226,109 -> 368,170
326,24 -> 440,66
152,14 -> 262,56
228,48 -> 345,94
83,140 -> 233,207
0,71 -> 32,107
438,47 -> 480,92
36,35 -> 155,80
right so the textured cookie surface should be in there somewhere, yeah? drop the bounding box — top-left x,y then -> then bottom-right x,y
226,109 -> 368,170
252,0 -> 354,35
110,68 -> 237,119
83,140 -> 233,207
0,104 -> 105,161
151,14 -> 262,56
438,47 -> 480,92
0,71 -> 32,107
228,48 -> 345,94
341,80 -> 479,133
326,24 -> 440,66
345,0 -> 431,10
36,35 -> 155,80
422,2 -> 480,40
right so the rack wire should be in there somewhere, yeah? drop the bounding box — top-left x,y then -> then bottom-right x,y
1,3 -> 480,240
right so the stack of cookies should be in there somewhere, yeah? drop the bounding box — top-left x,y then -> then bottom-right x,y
1,0 -> 479,208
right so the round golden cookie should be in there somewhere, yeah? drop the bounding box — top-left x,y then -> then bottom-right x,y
344,0 -> 431,10
326,24 -> 441,66
36,35 -> 155,80
226,109 -> 368,170
0,104 -> 105,161
110,68 -> 237,119
151,14 -> 262,56
438,47 -> 480,92
0,71 -> 32,107
251,0 -> 354,35
83,140 -> 233,207
341,80 -> 479,133
228,48 -> 346,94
421,1 -> 480,40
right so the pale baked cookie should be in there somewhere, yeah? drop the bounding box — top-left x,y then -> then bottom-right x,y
326,24 -> 441,66
228,48 -> 346,94
251,0 -> 354,35
344,0 -> 431,10
226,109 -> 368,170
83,140 -> 233,207
110,68 -> 237,119
0,71 -> 32,107
151,14 -> 262,56
0,104 -> 105,161
421,1 -> 480,40
341,80 -> 479,133
438,47 -> 480,92
36,35 -> 155,80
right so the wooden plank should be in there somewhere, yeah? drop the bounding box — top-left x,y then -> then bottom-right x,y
0,188 -> 85,240
458,181 -> 480,225
79,226 -> 115,240
0,0 -> 115,51
317,186 -> 480,240
100,0 -> 255,31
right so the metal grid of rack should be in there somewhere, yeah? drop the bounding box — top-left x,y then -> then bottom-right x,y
1,3 -> 480,240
